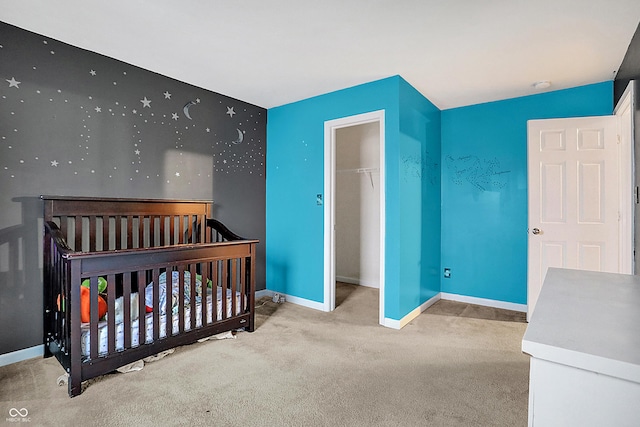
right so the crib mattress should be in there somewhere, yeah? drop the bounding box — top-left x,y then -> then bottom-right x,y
80,288 -> 242,358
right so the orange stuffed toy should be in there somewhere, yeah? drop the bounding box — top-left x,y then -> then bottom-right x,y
56,287 -> 107,323
80,286 -> 107,323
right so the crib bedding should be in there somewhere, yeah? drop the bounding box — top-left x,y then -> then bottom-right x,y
80,287 -> 242,358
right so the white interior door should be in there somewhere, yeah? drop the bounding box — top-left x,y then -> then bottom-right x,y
527,116 -> 621,320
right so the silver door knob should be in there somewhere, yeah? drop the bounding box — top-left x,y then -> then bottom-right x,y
532,228 -> 541,235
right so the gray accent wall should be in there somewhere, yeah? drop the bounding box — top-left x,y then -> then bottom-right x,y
614,22 -> 640,105
0,22 -> 266,355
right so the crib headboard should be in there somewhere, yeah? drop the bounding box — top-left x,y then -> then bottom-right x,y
41,196 -> 213,252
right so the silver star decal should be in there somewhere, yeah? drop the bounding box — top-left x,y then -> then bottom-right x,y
89,70 -> 96,76
140,97 -> 152,108
164,91 -> 171,99
226,107 -> 235,117
172,112 -> 179,120
6,77 -> 20,88
95,106 -> 102,113
51,160 -> 59,167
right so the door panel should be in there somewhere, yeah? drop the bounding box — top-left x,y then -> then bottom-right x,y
578,161 -> 604,223
528,116 -> 619,320
540,162 -> 566,222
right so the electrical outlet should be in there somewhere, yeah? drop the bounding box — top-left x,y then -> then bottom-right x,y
444,268 -> 451,278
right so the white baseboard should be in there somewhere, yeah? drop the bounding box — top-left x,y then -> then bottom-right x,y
383,293 -> 441,330
440,292 -> 527,313
257,289 -> 325,311
0,345 -> 43,367
279,293 -> 324,311
336,275 -> 380,289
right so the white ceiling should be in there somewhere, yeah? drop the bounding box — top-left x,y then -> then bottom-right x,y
2,0 -> 640,109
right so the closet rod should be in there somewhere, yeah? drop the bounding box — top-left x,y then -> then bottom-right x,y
336,167 -> 379,174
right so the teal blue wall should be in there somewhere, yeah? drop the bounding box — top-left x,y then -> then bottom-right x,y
440,81 -> 613,305
397,79 -> 441,316
267,76 -> 441,321
267,77 -> 399,306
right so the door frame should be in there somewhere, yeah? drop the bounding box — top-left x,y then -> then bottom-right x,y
614,82 -> 635,275
323,110 -> 385,325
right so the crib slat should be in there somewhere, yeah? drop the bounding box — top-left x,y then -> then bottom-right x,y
240,256 -> 247,313
152,268 -> 160,341
200,214 -> 207,243
221,261 -> 228,320
137,216 -> 144,249
212,261 -> 219,321
178,215 -> 184,244
137,270 -> 147,345
89,276 -> 99,360
167,215 -> 176,245
177,265 -> 185,334
102,215 -> 109,251
149,216 -> 156,247
115,216 -> 122,249
189,264 -> 197,329
123,273 -> 132,349
107,274 -> 116,354
187,215 -> 193,243
75,216 -> 82,252
201,262 -> 209,325
126,215 -> 133,249
89,216 -> 96,252
231,259 -> 237,317
159,216 -> 165,246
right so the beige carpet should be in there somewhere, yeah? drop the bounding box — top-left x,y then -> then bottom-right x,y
0,283 -> 529,426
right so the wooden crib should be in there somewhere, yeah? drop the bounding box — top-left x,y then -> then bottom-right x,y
42,196 -> 257,397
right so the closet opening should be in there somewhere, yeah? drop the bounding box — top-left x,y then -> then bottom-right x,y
323,110 -> 385,325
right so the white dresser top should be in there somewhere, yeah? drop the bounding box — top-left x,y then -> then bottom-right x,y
522,268 -> 640,383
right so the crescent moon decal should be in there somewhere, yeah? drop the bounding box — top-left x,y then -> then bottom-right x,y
232,128 -> 244,144
183,101 -> 197,120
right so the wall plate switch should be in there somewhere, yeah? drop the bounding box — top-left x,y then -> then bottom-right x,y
444,268 -> 451,278
316,194 -> 323,205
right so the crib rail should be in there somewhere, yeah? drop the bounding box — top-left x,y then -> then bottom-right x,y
207,218 -> 247,242
42,195 -> 213,250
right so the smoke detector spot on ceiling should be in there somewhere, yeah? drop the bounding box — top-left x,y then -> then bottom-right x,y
533,80 -> 552,90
